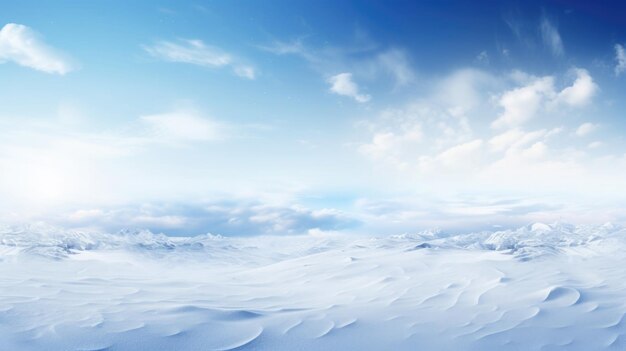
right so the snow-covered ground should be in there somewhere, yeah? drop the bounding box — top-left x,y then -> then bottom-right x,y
2,222 -> 626,350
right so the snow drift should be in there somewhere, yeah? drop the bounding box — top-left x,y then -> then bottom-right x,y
1,222 -> 626,350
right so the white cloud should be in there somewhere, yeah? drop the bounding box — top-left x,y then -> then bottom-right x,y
588,141 -> 603,149
433,139 -> 484,168
359,69 -> 497,170
492,76 -> 555,129
359,125 -> 422,163
520,141 -> 547,159
358,110 -> 425,171
140,109 -> 223,142
575,122 -> 597,137
233,65 -> 256,79
540,17 -> 564,57
435,69 -> 494,112
489,129 -> 527,152
360,132 -> 400,158
143,39 -> 255,79
489,128 -> 556,153
0,23 -> 74,74
327,72 -> 371,102
556,68 -> 597,107
492,68 -> 597,129
415,139 -> 485,175
615,44 -> 626,76
478,144 -> 584,194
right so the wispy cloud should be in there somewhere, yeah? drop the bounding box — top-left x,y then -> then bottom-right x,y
261,38 -> 415,87
259,39 -> 318,62
375,49 -> 415,86
140,109 -> 224,142
260,34 -> 415,109
503,11 -> 536,50
327,73 -> 371,102
0,23 -> 75,74
143,39 -> 255,79
540,16 -> 564,57
615,44 -> 626,76
475,51 -> 489,64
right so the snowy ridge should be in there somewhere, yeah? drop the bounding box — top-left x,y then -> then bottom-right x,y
420,222 -> 624,260
1,221 -> 624,260
0,223 -> 179,259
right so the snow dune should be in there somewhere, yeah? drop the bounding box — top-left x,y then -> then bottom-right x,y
1,222 -> 626,350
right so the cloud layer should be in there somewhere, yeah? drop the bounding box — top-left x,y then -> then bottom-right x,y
57,201 -> 358,236
0,107 -> 229,207
358,66 -> 617,200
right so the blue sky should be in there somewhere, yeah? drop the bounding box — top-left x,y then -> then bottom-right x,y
1,0 -> 626,236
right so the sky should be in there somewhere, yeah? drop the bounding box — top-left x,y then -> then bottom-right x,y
1,0 -> 626,236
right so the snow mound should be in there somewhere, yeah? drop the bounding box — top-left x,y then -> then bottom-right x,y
2,221 -> 626,350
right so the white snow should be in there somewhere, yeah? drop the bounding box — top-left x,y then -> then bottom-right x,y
1,222 -> 626,350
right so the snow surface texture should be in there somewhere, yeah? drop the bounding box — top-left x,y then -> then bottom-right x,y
1,222 -> 626,350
